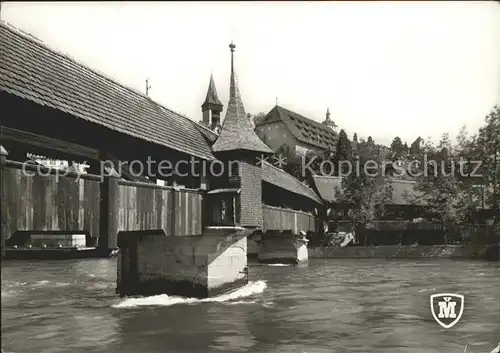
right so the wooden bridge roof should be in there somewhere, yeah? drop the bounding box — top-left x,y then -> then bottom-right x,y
0,21 -> 215,161
263,162 -> 323,204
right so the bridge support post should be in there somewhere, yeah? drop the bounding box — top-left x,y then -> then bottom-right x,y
258,231 -> 309,264
98,155 -> 119,255
116,226 -> 251,298
0,144 -> 8,258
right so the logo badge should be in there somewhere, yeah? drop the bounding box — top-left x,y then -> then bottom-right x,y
430,293 -> 464,329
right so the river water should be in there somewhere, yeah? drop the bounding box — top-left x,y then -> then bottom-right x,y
1,258 -> 499,353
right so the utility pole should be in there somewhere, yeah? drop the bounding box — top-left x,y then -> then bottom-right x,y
145,78 -> 151,97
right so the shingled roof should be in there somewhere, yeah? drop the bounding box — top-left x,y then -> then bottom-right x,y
211,43 -> 273,154
257,105 -> 338,151
0,21 -> 215,160
263,162 -> 323,204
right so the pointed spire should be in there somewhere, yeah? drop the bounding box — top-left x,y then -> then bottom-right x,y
202,72 -> 223,108
211,42 -> 273,154
322,106 -> 337,130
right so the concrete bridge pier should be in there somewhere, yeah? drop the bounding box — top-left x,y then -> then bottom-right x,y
257,231 -> 309,264
116,226 -> 252,298
247,231 -> 261,258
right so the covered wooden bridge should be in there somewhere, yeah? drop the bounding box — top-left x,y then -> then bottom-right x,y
0,21 -> 321,258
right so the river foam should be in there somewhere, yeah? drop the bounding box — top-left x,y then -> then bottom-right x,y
112,280 -> 267,308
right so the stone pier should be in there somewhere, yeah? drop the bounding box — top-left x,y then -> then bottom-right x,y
116,226 -> 251,298
257,231 -> 309,264
247,231 -> 261,258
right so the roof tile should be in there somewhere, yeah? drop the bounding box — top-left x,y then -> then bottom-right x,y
0,21 -> 215,160
263,162 -> 323,204
258,105 -> 338,151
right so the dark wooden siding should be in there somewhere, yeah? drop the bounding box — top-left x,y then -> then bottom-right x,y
117,180 -> 203,236
2,160 -> 100,239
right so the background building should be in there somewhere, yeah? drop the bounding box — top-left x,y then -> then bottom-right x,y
254,105 -> 338,156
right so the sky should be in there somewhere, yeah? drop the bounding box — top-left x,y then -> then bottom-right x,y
2,1 -> 499,146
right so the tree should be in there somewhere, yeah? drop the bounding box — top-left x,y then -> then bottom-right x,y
410,134 -> 475,243
252,112 -> 267,127
390,136 -> 404,154
473,105 -> 500,223
340,139 -> 392,244
335,129 -> 352,175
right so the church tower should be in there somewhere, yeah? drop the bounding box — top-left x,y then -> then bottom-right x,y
322,107 -> 337,131
201,73 -> 224,133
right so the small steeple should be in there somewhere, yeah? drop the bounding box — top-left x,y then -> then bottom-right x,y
201,72 -> 224,131
202,73 -> 223,108
211,42 -> 273,154
322,106 -> 337,131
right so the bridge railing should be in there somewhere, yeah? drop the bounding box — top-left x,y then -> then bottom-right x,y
116,180 -> 203,237
0,158 -> 204,254
1,159 -> 101,244
262,204 -> 315,234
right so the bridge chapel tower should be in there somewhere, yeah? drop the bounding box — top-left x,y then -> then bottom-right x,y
208,42 -> 273,229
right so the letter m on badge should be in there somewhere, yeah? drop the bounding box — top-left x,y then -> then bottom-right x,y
430,293 -> 464,329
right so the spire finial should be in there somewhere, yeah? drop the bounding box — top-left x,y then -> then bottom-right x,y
229,41 -> 236,75
146,78 -> 151,97
326,106 -> 331,120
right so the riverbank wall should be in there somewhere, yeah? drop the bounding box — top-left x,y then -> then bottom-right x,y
309,244 -> 499,260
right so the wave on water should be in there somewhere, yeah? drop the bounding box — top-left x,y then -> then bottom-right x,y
418,287 -> 436,293
113,280 -> 267,308
266,264 -> 291,267
1,280 -> 28,297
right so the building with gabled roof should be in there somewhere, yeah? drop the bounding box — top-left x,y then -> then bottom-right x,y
254,105 -> 338,156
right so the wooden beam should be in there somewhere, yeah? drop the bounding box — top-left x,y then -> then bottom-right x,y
0,127 -> 99,160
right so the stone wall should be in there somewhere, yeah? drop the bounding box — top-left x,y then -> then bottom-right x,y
309,244 -> 496,259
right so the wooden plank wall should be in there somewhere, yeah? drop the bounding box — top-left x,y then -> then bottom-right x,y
2,161 -> 101,239
117,180 -> 203,236
262,204 -> 315,233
